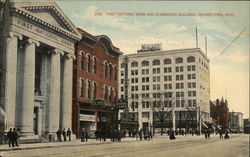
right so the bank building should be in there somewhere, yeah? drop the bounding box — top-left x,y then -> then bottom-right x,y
0,1 -> 81,140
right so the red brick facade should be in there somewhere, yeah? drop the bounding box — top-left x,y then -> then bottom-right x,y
72,28 -> 122,137
210,98 -> 229,129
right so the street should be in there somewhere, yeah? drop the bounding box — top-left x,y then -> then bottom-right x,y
1,134 -> 249,157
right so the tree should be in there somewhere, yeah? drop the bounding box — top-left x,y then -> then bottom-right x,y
151,92 -> 172,135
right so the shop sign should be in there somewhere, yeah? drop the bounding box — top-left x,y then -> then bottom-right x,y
79,114 -> 96,122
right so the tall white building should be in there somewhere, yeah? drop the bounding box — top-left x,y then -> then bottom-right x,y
118,46 -> 210,133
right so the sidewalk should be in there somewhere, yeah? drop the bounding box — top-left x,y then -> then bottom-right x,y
0,137 -> 142,152
0,134 -> 231,152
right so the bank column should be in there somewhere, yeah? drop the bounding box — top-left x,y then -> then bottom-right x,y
20,38 -> 39,134
4,32 -> 22,129
48,49 -> 62,133
61,53 -> 74,130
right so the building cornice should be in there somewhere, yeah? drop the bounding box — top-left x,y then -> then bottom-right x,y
121,48 -> 210,62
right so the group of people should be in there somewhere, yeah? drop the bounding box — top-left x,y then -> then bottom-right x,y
218,130 -> 230,139
56,128 -> 71,142
81,128 -> 89,142
7,128 -> 20,147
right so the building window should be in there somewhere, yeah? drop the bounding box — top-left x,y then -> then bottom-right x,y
188,91 -> 196,97
79,79 -> 84,97
93,57 -> 96,74
104,62 -> 108,78
121,63 -> 126,68
121,71 -> 124,76
87,81 -> 91,99
114,66 -> 117,80
109,88 -> 113,102
87,55 -> 91,72
164,67 -> 172,73
105,86 -> 108,101
142,69 -> 149,75
131,61 -> 138,67
164,58 -> 171,64
109,64 -> 113,80
175,57 -> 183,64
152,59 -> 160,65
153,68 -> 160,74
142,112 -> 150,118
164,75 -> 172,81
187,56 -> 195,63
142,60 -> 149,66
93,82 -> 97,99
80,54 -> 85,70
131,70 -> 138,75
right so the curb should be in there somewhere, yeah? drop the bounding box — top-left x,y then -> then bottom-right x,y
0,139 -> 143,152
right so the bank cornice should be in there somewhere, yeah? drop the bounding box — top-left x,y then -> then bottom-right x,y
11,2 -> 81,41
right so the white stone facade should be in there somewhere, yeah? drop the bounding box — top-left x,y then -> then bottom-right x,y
0,2 -> 81,137
118,48 -> 210,132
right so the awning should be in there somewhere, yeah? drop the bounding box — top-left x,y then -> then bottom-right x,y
202,122 -> 208,128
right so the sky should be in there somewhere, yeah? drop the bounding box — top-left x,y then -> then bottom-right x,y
56,1 -> 249,118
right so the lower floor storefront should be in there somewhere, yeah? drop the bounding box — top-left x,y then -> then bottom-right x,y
73,103 -> 119,138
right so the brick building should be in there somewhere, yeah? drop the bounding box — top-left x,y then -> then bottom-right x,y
72,28 -> 122,137
210,98 -> 229,129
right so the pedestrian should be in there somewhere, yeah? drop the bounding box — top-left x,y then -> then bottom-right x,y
219,130 -> 223,139
149,130 -> 153,140
224,130 -> 230,139
169,129 -> 175,140
207,129 -> 211,139
67,128 -> 71,141
84,129 -> 88,142
81,128 -> 85,142
7,128 -> 13,147
102,130 -> 106,141
139,129 -> 143,140
135,131 -> 139,140
94,130 -> 99,141
56,129 -> 62,142
62,128 -> 66,141
13,128 -> 19,147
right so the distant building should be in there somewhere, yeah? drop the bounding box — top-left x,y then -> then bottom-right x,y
243,118 -> 250,134
119,47 -> 210,133
210,98 -> 229,130
229,112 -> 244,133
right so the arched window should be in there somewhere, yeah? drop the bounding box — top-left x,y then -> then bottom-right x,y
121,63 -> 126,68
79,79 -> 84,97
142,60 -> 149,66
93,82 -> 97,99
104,62 -> 108,78
152,59 -> 160,65
104,86 -> 108,101
109,64 -> 113,80
164,58 -> 171,64
87,80 -> 91,99
109,87 -> 113,102
187,56 -> 195,63
175,57 -> 183,64
114,66 -> 117,81
87,55 -> 91,72
131,61 -> 138,67
80,53 -> 85,70
93,57 -> 97,74
113,88 -> 118,104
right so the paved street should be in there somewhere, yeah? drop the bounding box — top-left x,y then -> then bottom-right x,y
0,134 -> 249,157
